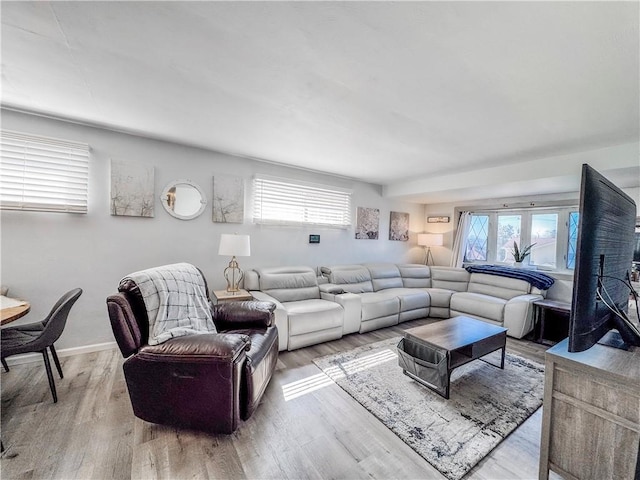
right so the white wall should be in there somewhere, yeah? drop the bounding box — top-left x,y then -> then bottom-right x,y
1,109 -> 425,350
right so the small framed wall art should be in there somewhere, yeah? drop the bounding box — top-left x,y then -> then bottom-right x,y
427,216 -> 450,223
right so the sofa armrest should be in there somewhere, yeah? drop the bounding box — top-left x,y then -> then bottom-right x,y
213,301 -> 276,330
250,291 -> 289,351
504,294 -> 544,339
137,333 -> 251,363
319,283 -> 347,295
322,292 -> 362,335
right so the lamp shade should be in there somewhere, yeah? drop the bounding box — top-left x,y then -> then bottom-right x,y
417,233 -> 444,247
218,234 -> 251,257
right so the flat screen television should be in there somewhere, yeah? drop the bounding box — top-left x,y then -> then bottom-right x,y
568,164 -> 640,352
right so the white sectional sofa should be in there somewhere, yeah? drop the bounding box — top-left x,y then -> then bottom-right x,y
245,263 -> 548,351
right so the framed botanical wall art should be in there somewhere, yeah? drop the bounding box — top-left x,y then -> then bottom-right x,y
110,160 -> 155,217
212,174 -> 244,223
356,207 -> 379,239
389,211 -> 409,241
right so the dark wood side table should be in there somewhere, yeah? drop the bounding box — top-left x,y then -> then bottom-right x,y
532,299 -> 571,345
212,289 -> 253,304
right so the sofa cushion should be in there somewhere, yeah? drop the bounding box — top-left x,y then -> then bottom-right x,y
430,267 -> 470,291
379,288 -> 430,312
256,266 -> 320,303
365,263 -> 403,291
427,288 -> 456,309
467,273 -> 530,300
397,264 -> 432,288
285,299 -> 343,336
322,265 -> 374,293
360,291 -> 400,321
450,292 -> 507,322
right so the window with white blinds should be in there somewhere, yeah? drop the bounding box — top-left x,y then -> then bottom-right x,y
1,130 -> 90,213
253,176 -> 352,228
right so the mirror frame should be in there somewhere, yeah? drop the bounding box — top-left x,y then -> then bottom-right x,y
160,179 -> 208,220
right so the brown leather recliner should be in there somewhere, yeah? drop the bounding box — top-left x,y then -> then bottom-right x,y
106,270 -> 278,434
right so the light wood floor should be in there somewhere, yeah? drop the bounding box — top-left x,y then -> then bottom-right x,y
1,318 -> 555,479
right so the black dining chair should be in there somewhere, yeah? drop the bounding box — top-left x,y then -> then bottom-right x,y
1,288 -> 82,403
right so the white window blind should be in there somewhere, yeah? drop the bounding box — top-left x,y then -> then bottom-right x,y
1,130 -> 90,213
253,176 -> 352,228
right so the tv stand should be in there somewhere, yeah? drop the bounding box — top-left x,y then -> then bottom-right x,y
539,338 -> 640,479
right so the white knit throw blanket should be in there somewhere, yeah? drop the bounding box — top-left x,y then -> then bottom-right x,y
122,263 -> 216,345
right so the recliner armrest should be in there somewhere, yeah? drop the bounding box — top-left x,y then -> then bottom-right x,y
213,301 -> 276,330
137,333 -> 250,362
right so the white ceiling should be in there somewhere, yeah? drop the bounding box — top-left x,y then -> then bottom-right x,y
1,1 -> 638,204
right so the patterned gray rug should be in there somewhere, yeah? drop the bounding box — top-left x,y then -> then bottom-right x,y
313,337 -> 545,480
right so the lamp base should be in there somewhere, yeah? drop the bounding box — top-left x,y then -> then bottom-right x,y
223,256 -> 244,293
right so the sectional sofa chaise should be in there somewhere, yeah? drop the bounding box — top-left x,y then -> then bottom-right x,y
244,263 -> 548,351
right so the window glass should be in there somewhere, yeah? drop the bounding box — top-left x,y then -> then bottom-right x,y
530,213 -> 558,268
567,211 -> 580,269
497,214 -> 521,262
464,214 -> 489,261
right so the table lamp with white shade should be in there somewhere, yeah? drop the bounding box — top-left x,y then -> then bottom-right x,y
218,234 -> 251,293
417,233 -> 443,265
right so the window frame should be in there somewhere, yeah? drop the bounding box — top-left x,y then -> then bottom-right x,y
463,205 -> 579,272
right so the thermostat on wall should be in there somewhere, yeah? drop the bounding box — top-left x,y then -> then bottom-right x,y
309,234 -> 320,244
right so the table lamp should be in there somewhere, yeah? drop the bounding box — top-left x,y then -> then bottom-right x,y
218,234 -> 251,293
417,233 -> 443,265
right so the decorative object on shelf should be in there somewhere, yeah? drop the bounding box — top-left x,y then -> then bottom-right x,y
427,216 -> 450,223
160,179 -> 207,220
110,160 -> 155,217
356,207 -> 379,239
511,241 -> 535,267
212,174 -> 244,223
389,211 -> 409,241
418,233 -> 444,265
218,233 -> 251,293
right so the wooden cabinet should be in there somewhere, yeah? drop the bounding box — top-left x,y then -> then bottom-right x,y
539,339 -> 640,479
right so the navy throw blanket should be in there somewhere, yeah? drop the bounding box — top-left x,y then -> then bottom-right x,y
465,265 -> 555,290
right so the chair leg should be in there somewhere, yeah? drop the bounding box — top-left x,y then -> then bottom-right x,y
1,358 -> 8,372
41,349 -> 58,403
50,345 -> 63,379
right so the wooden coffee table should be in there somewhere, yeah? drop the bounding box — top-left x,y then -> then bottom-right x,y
401,316 -> 507,399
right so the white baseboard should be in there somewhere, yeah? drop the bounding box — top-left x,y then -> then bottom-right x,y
3,341 -> 118,366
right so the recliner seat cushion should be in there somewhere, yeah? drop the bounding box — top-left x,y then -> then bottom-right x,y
360,292 -> 400,321
285,299 -> 343,335
450,292 -> 507,322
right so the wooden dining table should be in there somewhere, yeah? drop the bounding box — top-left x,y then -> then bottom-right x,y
0,296 -> 30,325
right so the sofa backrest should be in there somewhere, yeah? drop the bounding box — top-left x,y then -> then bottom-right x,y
254,266 -> 320,303
397,264 -> 432,288
467,272 -> 531,300
321,265 -> 374,293
430,267 -> 470,291
364,263 -> 403,291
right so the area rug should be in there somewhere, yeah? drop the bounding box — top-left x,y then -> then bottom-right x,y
313,337 -> 545,480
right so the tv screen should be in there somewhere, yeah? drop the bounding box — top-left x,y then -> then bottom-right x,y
569,164 -> 640,352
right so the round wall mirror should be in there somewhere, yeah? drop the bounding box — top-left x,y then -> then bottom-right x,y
160,179 -> 207,220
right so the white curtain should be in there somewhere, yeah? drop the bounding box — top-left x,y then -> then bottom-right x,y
450,211 -> 471,267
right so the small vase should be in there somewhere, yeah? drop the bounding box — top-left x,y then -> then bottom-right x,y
514,262 -> 523,268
